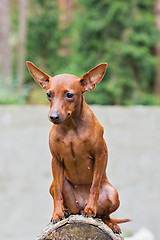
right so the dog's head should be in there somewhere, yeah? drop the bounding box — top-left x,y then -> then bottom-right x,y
27,61 -> 107,124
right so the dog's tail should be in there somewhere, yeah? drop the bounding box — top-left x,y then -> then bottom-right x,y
110,217 -> 132,224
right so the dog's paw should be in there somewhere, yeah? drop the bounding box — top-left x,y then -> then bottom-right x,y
63,209 -> 71,218
110,224 -> 121,234
102,218 -> 121,234
50,209 -> 71,224
82,207 -> 96,218
50,211 -> 65,224
50,215 -> 64,224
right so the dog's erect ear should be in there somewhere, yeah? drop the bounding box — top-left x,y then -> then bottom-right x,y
26,61 -> 51,89
80,63 -> 107,92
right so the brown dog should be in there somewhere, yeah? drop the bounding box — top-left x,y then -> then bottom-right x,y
27,61 -> 130,233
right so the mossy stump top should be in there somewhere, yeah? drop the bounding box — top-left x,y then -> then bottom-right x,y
37,215 -> 124,240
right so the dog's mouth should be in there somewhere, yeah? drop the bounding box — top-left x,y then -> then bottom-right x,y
49,118 -> 62,124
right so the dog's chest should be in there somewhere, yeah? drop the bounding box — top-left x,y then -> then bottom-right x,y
51,129 -> 94,184
55,131 -> 92,159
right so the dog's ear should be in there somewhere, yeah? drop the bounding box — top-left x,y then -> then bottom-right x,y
80,63 -> 107,92
26,61 -> 51,89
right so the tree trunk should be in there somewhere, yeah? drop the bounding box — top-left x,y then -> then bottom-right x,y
58,0 -> 74,57
37,215 -> 124,240
154,0 -> 160,95
18,0 -> 28,91
58,0 -> 73,30
0,0 -> 12,87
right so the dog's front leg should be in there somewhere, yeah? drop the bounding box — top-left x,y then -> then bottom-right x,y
83,140 -> 108,218
50,157 -> 65,223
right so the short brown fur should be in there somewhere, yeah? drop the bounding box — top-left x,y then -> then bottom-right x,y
27,61 -> 130,233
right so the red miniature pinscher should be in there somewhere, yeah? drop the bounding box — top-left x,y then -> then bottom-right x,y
27,61 -> 130,233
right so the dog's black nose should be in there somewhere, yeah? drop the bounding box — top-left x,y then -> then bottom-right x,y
50,113 -> 60,123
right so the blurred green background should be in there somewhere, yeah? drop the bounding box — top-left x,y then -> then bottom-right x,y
0,0 -> 160,105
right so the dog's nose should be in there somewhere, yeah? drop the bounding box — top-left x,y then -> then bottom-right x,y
50,113 -> 60,123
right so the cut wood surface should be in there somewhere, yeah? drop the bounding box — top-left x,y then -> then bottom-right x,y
37,215 -> 124,240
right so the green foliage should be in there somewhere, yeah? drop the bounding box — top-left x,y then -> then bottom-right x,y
0,74 -> 29,105
7,0 -> 159,105
0,86 -> 28,104
28,87 -> 49,104
66,0 -> 159,105
27,0 -> 61,76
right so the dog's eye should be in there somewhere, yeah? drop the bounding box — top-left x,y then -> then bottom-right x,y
47,92 -> 52,99
66,93 -> 74,99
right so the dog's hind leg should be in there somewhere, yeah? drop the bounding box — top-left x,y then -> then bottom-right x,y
96,179 -> 121,233
62,177 -> 80,215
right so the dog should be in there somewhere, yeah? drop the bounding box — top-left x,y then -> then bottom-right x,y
27,61 -> 130,233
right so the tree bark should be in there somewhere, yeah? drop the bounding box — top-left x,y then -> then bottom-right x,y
154,0 -> 160,95
58,0 -> 74,57
0,0 -> 12,87
37,215 -> 124,240
18,0 -> 28,91
58,0 -> 73,30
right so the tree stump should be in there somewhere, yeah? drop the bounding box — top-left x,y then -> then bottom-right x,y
37,215 -> 124,240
